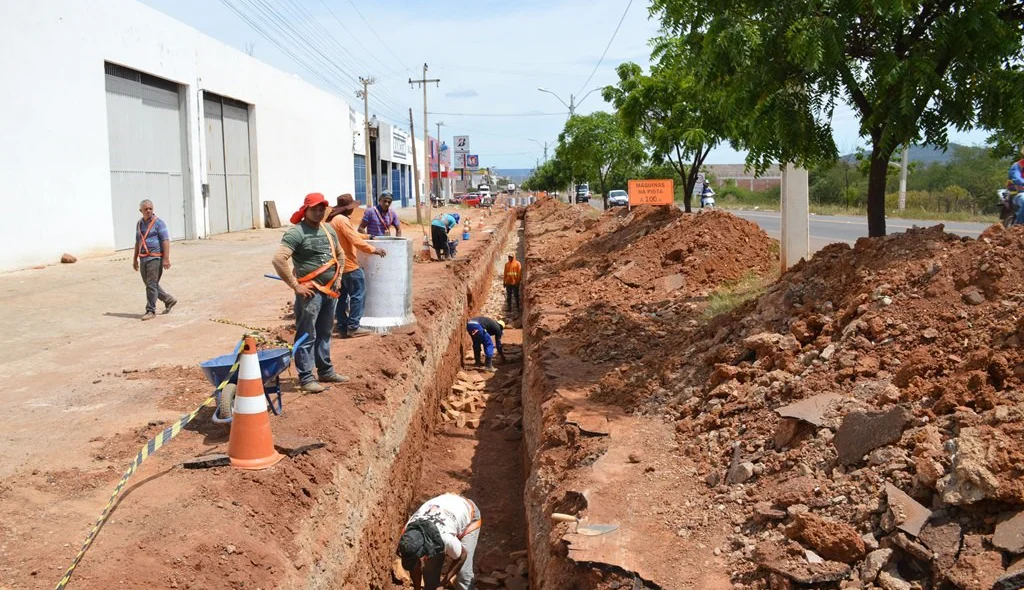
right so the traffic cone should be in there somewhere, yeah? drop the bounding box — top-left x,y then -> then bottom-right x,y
227,336 -> 283,470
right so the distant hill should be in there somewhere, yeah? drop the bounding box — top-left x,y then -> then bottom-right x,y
493,168 -> 534,184
840,143 -> 979,165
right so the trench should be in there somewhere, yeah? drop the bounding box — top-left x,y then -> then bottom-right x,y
389,218 -> 530,588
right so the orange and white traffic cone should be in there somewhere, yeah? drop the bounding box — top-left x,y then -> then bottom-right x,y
227,336 -> 283,470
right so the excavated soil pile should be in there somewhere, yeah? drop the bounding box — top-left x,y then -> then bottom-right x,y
628,222 -> 1024,589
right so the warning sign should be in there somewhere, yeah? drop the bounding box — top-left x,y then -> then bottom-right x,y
628,179 -> 675,206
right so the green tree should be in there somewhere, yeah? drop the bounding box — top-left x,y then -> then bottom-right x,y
651,0 -> 1024,236
523,157 -> 571,193
556,112 -> 645,208
603,60 -> 728,212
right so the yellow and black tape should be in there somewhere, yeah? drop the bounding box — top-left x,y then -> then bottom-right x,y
54,338 -> 245,590
212,318 -> 290,347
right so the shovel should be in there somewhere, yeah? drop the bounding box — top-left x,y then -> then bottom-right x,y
551,513 -> 619,536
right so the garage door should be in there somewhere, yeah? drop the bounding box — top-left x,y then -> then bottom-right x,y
105,63 -> 187,250
204,94 -> 253,234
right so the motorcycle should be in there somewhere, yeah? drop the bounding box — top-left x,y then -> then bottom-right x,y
999,189 -> 1018,227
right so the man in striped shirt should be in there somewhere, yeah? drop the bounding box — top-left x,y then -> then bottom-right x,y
358,191 -> 402,238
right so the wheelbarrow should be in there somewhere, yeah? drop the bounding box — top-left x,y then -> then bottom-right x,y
199,333 -> 307,424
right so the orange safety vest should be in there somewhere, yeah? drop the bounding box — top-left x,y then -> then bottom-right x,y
296,226 -> 343,298
137,216 -> 163,258
503,260 -> 522,285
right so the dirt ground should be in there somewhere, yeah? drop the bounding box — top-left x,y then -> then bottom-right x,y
0,205 -> 508,589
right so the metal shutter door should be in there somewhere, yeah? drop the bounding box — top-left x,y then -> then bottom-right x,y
204,96 -> 229,235
105,64 -> 186,250
222,100 -> 253,231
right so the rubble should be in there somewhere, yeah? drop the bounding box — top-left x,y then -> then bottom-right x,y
832,406 -> 911,465
884,483 -> 932,537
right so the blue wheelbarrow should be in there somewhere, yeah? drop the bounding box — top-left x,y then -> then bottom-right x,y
199,333 -> 307,424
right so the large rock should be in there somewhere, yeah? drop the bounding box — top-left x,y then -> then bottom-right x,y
833,405 -> 911,465
994,511 -> 1024,554
754,540 -> 851,584
775,393 -> 843,427
948,545 -> 1004,590
937,426 -> 1024,505
885,483 -> 932,537
787,513 -> 866,564
920,519 -> 964,574
861,548 -> 893,582
60,253 -> 77,264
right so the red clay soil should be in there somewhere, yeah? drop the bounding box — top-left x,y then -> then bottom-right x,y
0,211 -> 515,590
519,198 -> 779,589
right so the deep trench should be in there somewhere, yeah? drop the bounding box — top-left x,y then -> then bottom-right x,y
389,218 -> 530,588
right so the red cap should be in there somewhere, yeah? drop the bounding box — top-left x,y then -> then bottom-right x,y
290,193 -> 329,224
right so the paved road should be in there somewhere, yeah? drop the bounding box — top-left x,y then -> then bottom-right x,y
584,199 -> 993,253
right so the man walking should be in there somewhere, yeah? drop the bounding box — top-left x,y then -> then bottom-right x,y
133,199 -> 176,321
466,316 -> 505,372
503,253 -> 521,313
328,194 -> 387,339
359,190 -> 402,238
272,193 -> 349,394
397,493 -> 481,590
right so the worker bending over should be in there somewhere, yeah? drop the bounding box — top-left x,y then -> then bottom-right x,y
466,316 -> 505,372
397,493 -> 482,590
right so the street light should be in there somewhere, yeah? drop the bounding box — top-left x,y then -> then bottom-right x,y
528,138 -> 549,162
536,86 -> 603,117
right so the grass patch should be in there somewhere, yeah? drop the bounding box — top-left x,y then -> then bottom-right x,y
808,204 -> 998,223
704,271 -> 774,318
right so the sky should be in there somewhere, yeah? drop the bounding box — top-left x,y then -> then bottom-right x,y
139,0 -> 990,169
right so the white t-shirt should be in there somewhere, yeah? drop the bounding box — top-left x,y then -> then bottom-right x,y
406,494 -> 474,559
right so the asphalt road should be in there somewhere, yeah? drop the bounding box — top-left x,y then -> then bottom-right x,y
585,199 -> 993,253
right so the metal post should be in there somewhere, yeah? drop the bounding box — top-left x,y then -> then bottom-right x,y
780,163 -> 810,272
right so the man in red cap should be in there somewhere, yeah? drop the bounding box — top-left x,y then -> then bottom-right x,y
271,193 -> 348,393
328,193 -> 386,338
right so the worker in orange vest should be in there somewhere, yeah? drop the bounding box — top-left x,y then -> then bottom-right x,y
503,253 -> 522,313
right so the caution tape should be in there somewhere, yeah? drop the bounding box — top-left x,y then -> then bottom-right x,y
54,338 -> 245,590
211,318 -> 290,347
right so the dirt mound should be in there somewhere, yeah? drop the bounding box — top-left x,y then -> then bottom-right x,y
634,222 -> 1024,587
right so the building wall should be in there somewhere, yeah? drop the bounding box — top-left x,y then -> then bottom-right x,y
0,0 -> 355,271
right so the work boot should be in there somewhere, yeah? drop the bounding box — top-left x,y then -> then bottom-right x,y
484,359 -> 497,373
141,311 -> 156,321
299,381 -> 326,394
163,299 -> 177,314
348,328 -> 373,339
319,373 -> 350,384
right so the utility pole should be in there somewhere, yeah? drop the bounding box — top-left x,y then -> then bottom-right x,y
898,144 -> 909,212
436,120 -> 445,204
356,77 -> 375,206
409,109 -> 423,225
543,141 -> 548,162
410,64 -> 440,223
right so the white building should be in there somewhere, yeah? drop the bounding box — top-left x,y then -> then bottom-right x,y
0,0 -> 369,271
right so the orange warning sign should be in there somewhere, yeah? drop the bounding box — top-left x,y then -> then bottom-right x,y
628,179 -> 675,206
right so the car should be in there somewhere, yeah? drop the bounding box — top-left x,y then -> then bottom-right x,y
575,183 -> 591,203
464,193 -> 482,207
608,189 -> 629,207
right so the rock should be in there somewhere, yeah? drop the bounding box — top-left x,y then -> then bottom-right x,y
754,540 -> 851,584
920,519 -> 963,573
948,547 -> 1004,590
274,435 -> 326,458
961,287 -> 986,306
922,328 -> 940,342
833,405 -> 911,465
627,453 -> 642,464
994,511 -> 1024,554
705,471 -> 722,487
804,549 -> 824,564
938,427 -> 1001,505
392,557 -> 412,584
994,557 -> 1024,590
727,461 -> 755,485
773,477 -> 819,507
789,513 -> 866,563
861,533 -> 879,552
820,344 -> 836,361
861,549 -> 893,583
889,531 -> 933,563
775,393 -> 842,427
658,273 -> 686,293
914,455 -> 945,489
884,483 -> 932,537
754,502 -> 788,524
877,569 -> 912,590
60,253 -> 77,264
774,418 -> 804,449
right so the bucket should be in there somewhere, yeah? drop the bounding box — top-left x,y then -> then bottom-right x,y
357,237 -> 416,333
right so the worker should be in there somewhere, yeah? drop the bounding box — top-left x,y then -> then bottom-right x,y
133,199 -> 177,321
397,493 -> 482,590
272,193 -> 348,394
466,316 -> 505,371
503,253 -> 522,313
359,190 -> 402,238
430,212 -> 460,261
328,194 -> 387,339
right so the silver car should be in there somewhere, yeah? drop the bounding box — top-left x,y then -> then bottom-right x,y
608,189 -> 629,207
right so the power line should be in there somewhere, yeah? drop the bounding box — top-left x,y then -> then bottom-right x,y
339,0 -> 408,70
428,111 -> 570,117
312,0 -> 398,76
575,0 -> 634,96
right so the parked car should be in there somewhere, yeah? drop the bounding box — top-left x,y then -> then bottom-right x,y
608,189 -> 629,207
465,193 -> 483,207
575,183 -> 591,203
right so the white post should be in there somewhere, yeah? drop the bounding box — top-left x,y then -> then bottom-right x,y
898,145 -> 909,211
780,163 -> 810,272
